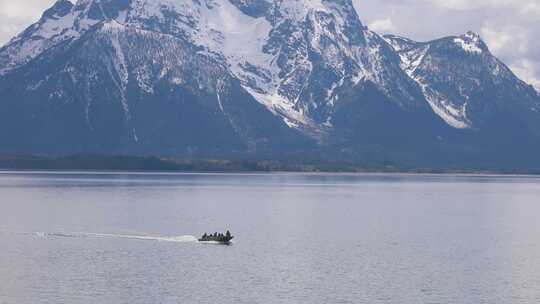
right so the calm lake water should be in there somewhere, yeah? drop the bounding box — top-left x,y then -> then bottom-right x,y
1,171 -> 540,304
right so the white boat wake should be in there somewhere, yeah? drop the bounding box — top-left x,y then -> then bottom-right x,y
19,231 -> 199,243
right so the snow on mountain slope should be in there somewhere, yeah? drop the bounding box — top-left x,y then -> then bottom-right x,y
1,0 -> 424,133
229,0 -> 424,129
128,0 -> 422,128
383,34 -> 471,128
383,31 -> 539,129
0,0 -> 134,76
1,0 -> 540,154
0,14 -> 311,155
0,0 -> 78,75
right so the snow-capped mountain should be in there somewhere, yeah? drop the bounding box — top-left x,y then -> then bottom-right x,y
384,32 -> 540,130
1,0 -> 539,167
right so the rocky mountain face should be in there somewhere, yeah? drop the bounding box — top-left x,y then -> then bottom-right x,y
384,32 -> 540,130
0,0 -> 539,168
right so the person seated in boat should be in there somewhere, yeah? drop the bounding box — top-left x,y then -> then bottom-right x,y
214,232 -> 218,237
202,233 -> 207,239
226,231 -> 231,238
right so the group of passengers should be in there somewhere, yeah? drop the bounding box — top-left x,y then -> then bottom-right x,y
202,231 -> 231,239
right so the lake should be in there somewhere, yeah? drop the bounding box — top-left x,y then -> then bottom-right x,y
1,171 -> 540,303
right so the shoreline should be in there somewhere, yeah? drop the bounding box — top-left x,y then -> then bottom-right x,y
1,154 -> 539,176
2,169 -> 540,178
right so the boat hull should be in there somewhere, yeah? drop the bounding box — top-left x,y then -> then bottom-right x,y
198,236 -> 233,244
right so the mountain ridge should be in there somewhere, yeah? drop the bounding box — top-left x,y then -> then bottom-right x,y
1,0 -> 539,168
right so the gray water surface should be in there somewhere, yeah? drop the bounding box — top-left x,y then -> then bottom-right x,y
1,172 -> 540,304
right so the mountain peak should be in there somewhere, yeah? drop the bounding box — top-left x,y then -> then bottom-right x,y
464,30 -> 481,39
453,31 -> 487,54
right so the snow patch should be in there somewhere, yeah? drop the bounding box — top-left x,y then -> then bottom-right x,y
196,0 -> 276,92
102,21 -> 131,120
246,88 -> 314,129
454,37 -> 482,54
419,82 -> 471,129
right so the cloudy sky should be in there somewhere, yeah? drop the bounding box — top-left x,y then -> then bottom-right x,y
1,0 -> 539,89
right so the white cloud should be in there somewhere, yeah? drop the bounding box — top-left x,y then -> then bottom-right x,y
481,24 -> 530,55
428,0 -> 538,12
368,18 -> 395,33
430,0 -> 512,10
0,0 -> 53,19
520,2 -> 540,16
480,26 -> 511,54
510,60 -> 540,91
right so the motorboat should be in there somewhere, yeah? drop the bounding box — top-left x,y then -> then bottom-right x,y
199,231 -> 233,244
